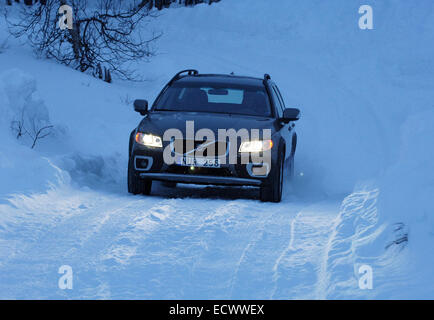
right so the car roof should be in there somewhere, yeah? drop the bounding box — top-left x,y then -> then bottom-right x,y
174,74 -> 265,87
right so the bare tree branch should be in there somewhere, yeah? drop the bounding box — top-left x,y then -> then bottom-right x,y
5,0 -> 161,81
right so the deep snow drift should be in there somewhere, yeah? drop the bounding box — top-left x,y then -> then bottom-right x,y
0,0 -> 433,298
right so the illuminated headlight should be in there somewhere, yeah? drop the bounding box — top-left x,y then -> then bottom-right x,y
239,140 -> 273,153
135,133 -> 163,148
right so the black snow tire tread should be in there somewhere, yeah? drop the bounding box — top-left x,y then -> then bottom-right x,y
128,156 -> 152,195
260,151 -> 284,203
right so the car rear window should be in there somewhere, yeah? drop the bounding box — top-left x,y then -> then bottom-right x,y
154,82 -> 272,117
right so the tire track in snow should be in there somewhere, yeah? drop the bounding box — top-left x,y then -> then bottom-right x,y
0,188 -> 172,299
0,183 -> 341,299
225,199 -> 339,299
313,189 -> 386,299
272,210 -> 303,273
269,209 -> 304,299
269,201 -> 341,299
228,204 -> 280,298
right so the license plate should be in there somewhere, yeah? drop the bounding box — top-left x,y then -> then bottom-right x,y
176,156 -> 221,168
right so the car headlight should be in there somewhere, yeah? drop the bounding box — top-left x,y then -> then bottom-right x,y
239,140 -> 273,153
135,133 -> 163,148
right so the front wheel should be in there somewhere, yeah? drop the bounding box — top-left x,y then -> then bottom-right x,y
128,157 -> 152,195
288,153 -> 295,179
260,152 -> 284,203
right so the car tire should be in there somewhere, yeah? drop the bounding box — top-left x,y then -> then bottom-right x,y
128,156 -> 152,195
141,179 -> 152,195
260,151 -> 284,203
289,133 -> 297,179
288,153 -> 295,179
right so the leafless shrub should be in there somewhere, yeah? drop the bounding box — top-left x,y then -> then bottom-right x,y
140,0 -> 221,10
27,120 -> 54,149
11,107 -> 54,149
10,109 -> 26,139
120,93 -> 133,106
5,0 -> 161,81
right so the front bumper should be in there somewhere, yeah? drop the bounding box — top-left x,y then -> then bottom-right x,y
131,142 -> 277,187
138,172 -> 262,186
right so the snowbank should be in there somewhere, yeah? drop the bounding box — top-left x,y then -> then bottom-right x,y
380,110 -> 434,235
0,69 -> 67,197
376,109 -> 434,293
0,66 -> 136,196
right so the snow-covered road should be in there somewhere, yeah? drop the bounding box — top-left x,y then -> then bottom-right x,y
0,182 -> 343,299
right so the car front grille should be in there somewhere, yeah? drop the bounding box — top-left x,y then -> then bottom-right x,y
171,139 -> 229,157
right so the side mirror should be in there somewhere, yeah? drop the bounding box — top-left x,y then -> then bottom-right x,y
134,99 -> 148,116
282,108 -> 300,123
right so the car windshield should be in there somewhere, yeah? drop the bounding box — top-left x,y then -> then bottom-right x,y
154,82 -> 272,117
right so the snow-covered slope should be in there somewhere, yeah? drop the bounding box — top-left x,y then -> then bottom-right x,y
0,0 -> 433,299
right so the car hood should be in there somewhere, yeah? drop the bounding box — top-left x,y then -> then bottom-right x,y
138,111 -> 278,138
